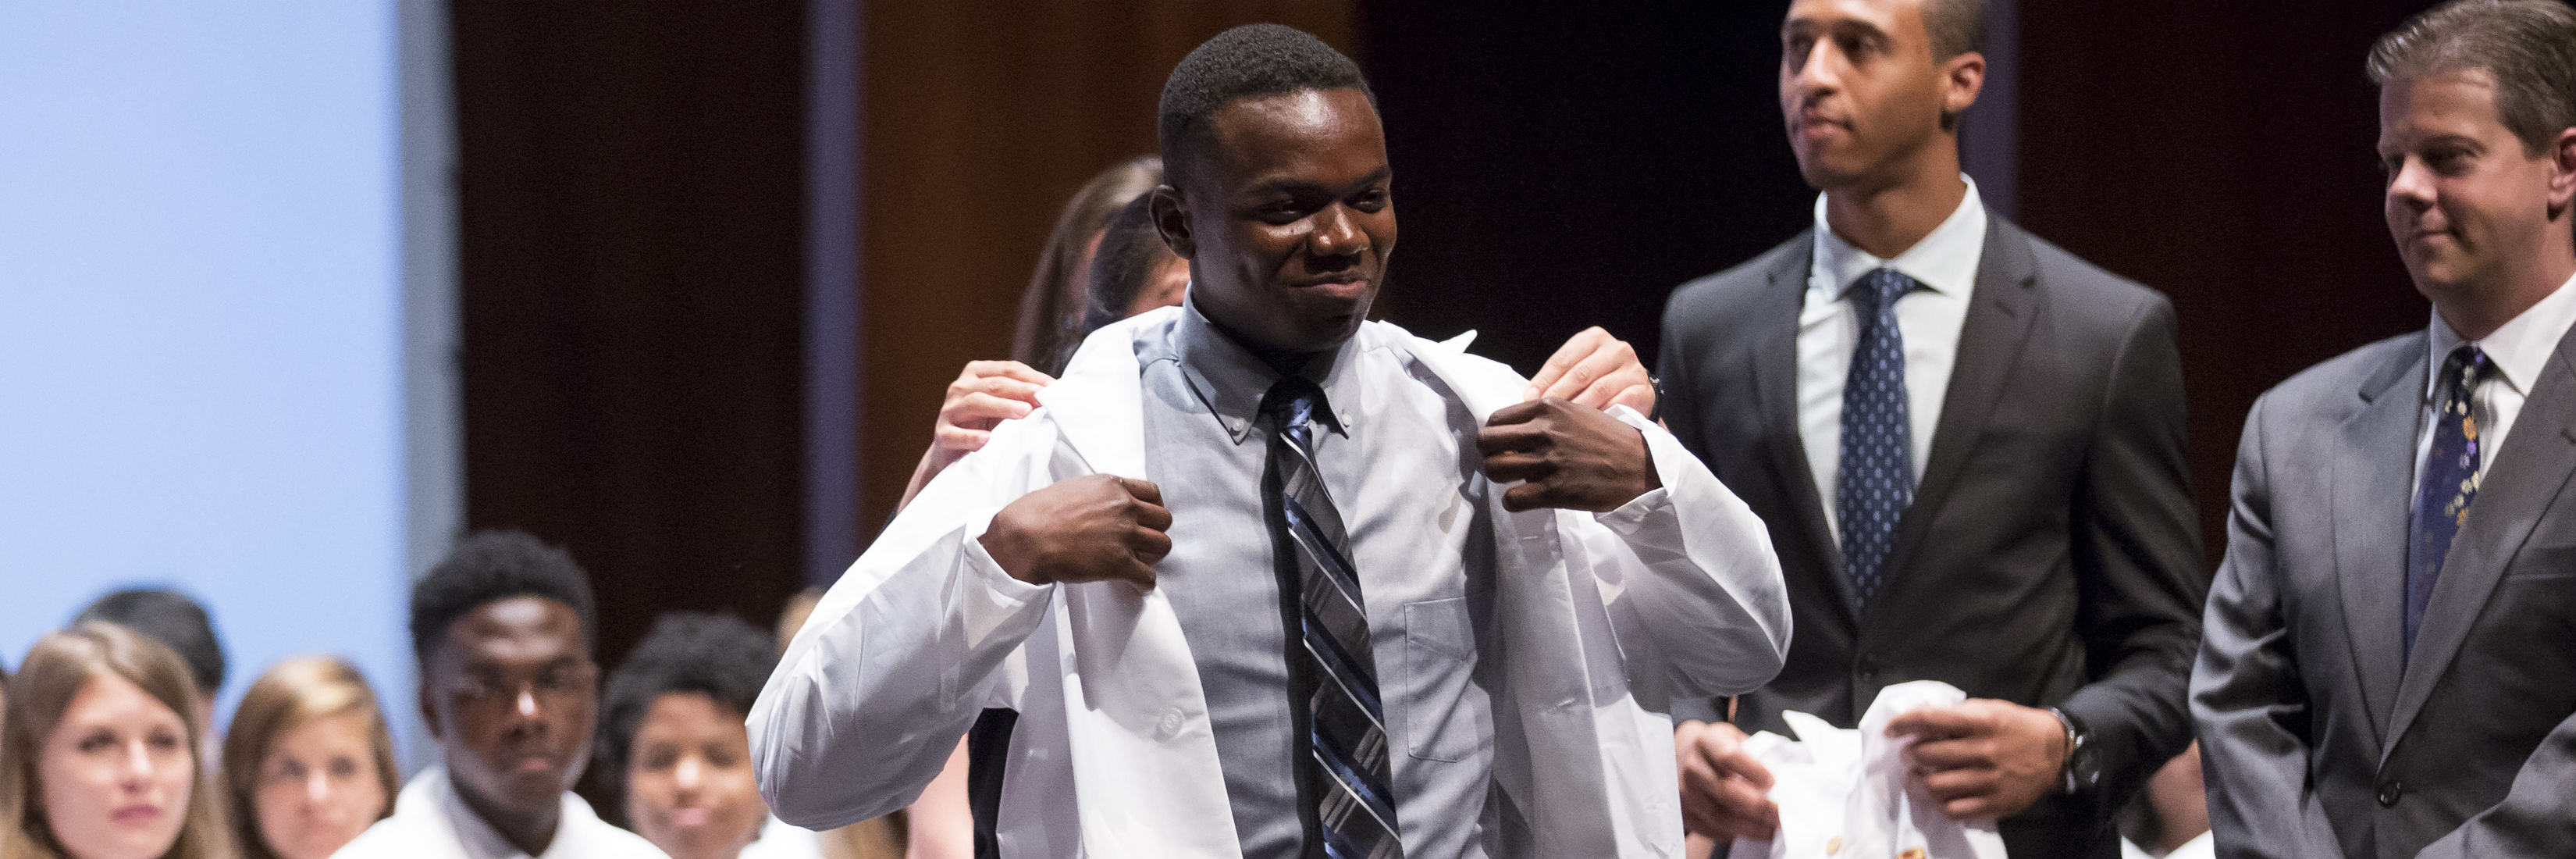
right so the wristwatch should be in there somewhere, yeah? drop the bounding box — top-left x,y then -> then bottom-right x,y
2048,707 -> 2100,794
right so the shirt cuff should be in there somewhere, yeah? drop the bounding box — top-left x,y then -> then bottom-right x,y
959,523 -> 1054,643
1591,403 -> 1686,535
1595,486 -> 1674,533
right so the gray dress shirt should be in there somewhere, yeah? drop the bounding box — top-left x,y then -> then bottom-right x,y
1140,300 -> 1500,858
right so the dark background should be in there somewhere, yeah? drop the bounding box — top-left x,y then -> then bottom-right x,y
448,1 -> 2441,684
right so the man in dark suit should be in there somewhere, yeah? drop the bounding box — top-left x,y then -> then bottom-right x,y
2192,2 -> 2576,857
1657,0 -> 2207,855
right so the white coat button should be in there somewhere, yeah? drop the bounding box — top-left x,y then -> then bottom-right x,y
1154,708 -> 1185,741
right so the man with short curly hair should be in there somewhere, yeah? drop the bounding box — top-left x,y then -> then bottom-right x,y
753,23 -> 1790,859
336,530 -> 664,859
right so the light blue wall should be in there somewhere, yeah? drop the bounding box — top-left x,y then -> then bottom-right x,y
0,2 -> 412,764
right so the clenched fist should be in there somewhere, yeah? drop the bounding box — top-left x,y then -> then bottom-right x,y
977,475 -> 1172,590
1675,720 -> 1780,842
1477,397 -> 1661,512
1885,698 -> 2069,820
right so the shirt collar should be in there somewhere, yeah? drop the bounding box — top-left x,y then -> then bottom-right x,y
1809,176 -> 1988,302
436,766 -> 587,859
2426,269 -> 2576,403
1170,294 -> 1360,444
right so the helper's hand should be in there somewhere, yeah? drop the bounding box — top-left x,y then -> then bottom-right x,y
1885,698 -> 2069,820
1478,397 -> 1660,512
1523,326 -> 1655,414
1675,720 -> 1780,842
930,360 -> 1055,469
977,475 -> 1170,590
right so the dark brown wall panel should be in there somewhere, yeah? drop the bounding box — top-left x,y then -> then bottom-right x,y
450,0 -> 808,672
1357,2 -> 1814,374
2016,2 -> 2436,562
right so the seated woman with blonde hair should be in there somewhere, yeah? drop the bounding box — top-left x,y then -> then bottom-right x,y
1,622 -> 233,859
220,657 -> 399,859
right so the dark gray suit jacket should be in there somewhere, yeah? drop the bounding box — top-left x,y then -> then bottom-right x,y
1657,215 -> 2207,858
2193,326 -> 2576,859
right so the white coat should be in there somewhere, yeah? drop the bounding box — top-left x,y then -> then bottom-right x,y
749,308 -> 1791,857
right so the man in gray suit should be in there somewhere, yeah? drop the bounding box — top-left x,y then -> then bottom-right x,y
2191,2 -> 2576,857
1656,0 -> 2207,856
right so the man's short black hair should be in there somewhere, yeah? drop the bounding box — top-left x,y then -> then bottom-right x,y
409,529 -> 598,667
1157,23 -> 1374,185
593,612 -> 776,820
76,588 -> 226,694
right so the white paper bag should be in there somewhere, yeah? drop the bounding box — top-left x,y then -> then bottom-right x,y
1728,681 -> 2009,859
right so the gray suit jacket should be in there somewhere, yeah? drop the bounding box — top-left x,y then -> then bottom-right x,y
2193,325 -> 2576,859
1657,215 -> 2208,858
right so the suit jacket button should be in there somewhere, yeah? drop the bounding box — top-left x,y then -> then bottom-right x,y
1855,657 -> 1879,683
2377,782 -> 2403,807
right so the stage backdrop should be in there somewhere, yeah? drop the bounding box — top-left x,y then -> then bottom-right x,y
0,2 -> 412,761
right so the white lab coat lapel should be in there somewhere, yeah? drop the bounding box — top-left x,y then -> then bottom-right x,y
1035,308 -> 1244,858
1395,328 -> 1655,857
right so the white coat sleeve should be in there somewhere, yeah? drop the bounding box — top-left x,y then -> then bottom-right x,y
1575,405 -> 1791,699
747,415 -> 1063,829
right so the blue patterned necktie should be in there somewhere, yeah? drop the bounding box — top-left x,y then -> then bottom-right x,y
1258,376 -> 1402,859
2407,345 -> 2490,658
1838,268 -> 1918,617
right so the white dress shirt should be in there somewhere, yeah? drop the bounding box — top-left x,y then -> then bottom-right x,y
2418,271 -> 2576,490
1799,179 -> 1987,539
332,768 -> 668,859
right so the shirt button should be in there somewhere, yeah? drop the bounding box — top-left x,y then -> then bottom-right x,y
1855,657 -> 1880,683
2377,782 -> 2403,807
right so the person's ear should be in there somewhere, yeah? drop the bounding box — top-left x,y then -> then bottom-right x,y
2548,126 -> 2576,219
1151,184 -> 1196,260
418,673 -> 445,742
1939,51 -> 1987,127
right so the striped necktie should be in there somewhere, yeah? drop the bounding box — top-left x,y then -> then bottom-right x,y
1258,376 -> 1403,859
1838,267 -> 1918,616
2408,345 -> 2490,658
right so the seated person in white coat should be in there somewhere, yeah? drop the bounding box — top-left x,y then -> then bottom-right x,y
600,614 -> 822,859
749,23 -> 1793,859
334,531 -> 666,859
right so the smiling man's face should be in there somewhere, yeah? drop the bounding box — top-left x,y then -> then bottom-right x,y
423,596 -> 596,823
1155,86 -> 1395,359
2381,67 -> 2571,302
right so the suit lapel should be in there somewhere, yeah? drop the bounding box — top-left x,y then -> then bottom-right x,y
1880,212 -> 2038,589
1754,230 -> 1859,622
2329,337 -> 2421,744
2383,323 -> 2576,758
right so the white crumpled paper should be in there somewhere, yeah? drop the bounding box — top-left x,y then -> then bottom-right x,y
1727,680 -> 2008,859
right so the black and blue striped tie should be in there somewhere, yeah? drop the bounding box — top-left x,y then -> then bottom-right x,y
1258,376 -> 1402,859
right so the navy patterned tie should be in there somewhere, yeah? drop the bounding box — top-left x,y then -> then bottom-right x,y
1838,268 -> 1917,617
2407,345 -> 2489,658
1258,376 -> 1402,859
